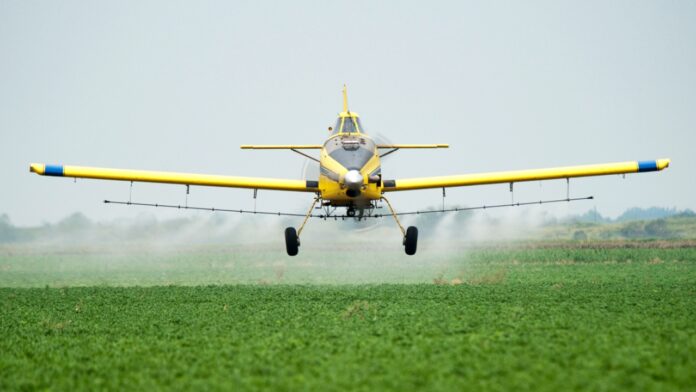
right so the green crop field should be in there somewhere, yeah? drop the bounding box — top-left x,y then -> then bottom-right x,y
1,242 -> 695,390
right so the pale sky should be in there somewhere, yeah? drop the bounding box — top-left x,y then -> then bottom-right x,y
2,1 -> 694,226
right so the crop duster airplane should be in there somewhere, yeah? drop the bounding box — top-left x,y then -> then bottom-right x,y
30,87 -> 670,256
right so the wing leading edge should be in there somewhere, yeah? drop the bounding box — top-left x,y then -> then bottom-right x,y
29,163 -> 318,192
382,159 -> 670,192
240,145 -> 323,149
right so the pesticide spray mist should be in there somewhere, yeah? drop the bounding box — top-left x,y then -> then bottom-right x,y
2,206 -> 555,287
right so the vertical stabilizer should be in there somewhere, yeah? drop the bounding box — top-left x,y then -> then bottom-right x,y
342,84 -> 349,113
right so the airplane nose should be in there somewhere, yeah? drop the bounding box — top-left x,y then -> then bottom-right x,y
343,170 -> 363,191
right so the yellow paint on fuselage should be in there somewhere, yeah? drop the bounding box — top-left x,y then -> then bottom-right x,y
318,156 -> 382,206
318,114 -> 383,206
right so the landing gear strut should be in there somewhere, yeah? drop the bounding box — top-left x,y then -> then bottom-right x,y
382,196 -> 418,255
284,197 -> 319,256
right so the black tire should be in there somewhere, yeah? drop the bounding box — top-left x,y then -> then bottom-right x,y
404,226 -> 418,255
285,227 -> 299,256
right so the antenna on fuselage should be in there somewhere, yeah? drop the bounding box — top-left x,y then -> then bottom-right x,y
342,84 -> 349,113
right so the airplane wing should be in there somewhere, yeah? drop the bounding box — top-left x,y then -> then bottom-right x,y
240,144 -> 449,149
382,159 -> 670,192
240,145 -> 323,149
29,163 -> 318,192
377,144 -> 449,149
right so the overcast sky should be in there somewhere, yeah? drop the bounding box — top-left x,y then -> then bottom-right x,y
2,1 -> 694,226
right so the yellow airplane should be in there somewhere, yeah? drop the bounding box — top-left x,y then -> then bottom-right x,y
30,86 -> 670,256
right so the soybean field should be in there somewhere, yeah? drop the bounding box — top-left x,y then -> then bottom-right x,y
1,241 -> 695,390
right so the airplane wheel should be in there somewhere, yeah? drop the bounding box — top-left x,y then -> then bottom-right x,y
285,227 -> 299,256
404,226 -> 418,255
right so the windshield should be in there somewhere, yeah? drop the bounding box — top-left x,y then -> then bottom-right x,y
330,116 -> 364,136
342,117 -> 357,133
331,118 -> 342,135
356,118 -> 366,133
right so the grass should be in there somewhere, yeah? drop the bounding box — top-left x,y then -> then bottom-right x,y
1,244 -> 695,390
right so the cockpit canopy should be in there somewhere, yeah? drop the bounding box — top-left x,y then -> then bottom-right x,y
331,115 -> 366,136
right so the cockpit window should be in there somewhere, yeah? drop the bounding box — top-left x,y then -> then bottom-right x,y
331,118 -> 342,135
343,117 -> 357,133
356,118 -> 365,133
330,116 -> 365,136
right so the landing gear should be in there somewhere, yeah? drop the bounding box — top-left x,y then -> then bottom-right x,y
285,227 -> 299,256
382,196 -> 419,256
284,197 -> 319,256
404,226 -> 418,255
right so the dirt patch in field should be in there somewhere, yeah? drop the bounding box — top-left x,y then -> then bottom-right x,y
464,269 -> 508,285
342,301 -> 374,320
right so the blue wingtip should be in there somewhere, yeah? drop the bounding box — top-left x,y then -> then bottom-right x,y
637,160 -> 658,172
44,165 -> 64,176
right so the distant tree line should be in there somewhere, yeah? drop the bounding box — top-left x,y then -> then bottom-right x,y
570,207 -> 695,224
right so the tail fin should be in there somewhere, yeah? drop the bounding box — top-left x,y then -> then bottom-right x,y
342,84 -> 349,113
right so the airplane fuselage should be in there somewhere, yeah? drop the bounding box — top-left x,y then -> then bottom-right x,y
317,113 -> 383,207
